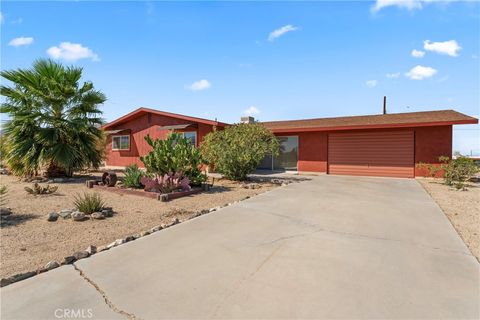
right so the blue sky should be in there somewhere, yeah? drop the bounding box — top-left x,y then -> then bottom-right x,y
1,0 -> 479,154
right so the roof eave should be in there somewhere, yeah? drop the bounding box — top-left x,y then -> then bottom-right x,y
267,119 -> 478,133
102,107 -> 228,129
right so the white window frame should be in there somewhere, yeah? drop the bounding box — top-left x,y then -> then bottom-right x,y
182,131 -> 197,146
112,135 -> 130,151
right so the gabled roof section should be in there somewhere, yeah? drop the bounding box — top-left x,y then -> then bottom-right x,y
261,110 -> 478,133
103,107 -> 228,129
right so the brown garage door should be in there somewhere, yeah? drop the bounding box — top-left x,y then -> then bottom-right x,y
328,131 -> 414,178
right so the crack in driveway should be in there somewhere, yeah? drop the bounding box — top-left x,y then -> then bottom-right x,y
72,263 -> 140,320
252,208 -> 474,257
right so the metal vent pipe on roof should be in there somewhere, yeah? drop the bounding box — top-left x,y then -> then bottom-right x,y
383,96 -> 387,115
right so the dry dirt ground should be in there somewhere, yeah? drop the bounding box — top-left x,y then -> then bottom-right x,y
0,174 -> 283,279
417,178 -> 480,260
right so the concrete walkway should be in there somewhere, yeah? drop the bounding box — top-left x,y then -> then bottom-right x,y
2,175 -> 479,319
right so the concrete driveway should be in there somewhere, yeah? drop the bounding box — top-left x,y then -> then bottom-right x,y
2,175 -> 479,319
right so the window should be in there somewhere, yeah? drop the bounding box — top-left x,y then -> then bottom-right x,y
112,135 -> 130,150
182,132 -> 197,146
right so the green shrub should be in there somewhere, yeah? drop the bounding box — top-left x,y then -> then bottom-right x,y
442,156 -> 478,190
140,133 -> 207,185
201,123 -> 280,181
73,192 -> 105,214
123,164 -> 143,188
24,183 -> 58,195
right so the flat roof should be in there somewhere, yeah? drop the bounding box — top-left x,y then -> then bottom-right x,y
261,110 -> 478,133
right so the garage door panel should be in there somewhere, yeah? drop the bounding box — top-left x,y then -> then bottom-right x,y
328,131 -> 414,178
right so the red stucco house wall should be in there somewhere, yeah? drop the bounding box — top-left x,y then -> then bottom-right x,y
103,108 -> 225,168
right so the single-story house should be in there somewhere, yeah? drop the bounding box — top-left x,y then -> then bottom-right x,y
102,107 -> 478,178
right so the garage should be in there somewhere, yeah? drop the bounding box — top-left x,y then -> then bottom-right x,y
328,130 -> 415,178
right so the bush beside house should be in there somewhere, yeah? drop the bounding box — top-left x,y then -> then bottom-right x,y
201,123 -> 280,181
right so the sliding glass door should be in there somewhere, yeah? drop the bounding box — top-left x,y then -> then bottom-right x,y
258,136 -> 298,171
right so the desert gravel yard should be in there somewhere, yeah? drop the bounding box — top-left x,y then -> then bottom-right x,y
0,174 -> 279,279
417,178 -> 480,260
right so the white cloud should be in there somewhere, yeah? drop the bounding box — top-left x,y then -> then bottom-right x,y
386,72 -> 400,78
372,0 -> 423,12
0,12 -> 4,23
405,65 -> 437,80
411,49 -> 425,58
472,54 -> 478,59
268,25 -> 299,42
371,0 -> 457,12
423,40 -> 461,57
366,80 -> 378,87
47,42 -> 99,62
243,106 -> 260,116
186,79 -> 211,91
8,37 -> 33,47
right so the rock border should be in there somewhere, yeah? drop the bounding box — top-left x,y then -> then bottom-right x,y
90,182 -> 203,201
0,178 -> 299,287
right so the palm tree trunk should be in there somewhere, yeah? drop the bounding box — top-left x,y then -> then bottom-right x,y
45,161 -> 67,178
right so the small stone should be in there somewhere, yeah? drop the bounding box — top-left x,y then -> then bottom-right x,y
44,261 -> 60,271
63,256 -> 76,264
10,272 -> 36,282
150,225 -> 162,233
201,209 -> 210,214
140,230 -> 150,237
0,207 -> 12,216
59,209 -> 73,219
20,247 -> 26,252
0,278 -> 12,287
209,208 -> 216,212
91,212 -> 105,220
97,245 -> 107,252
47,212 -> 59,222
281,183 -> 287,186
73,251 -> 90,260
132,234 -> 141,240
124,236 -> 135,242
101,209 -> 113,217
115,238 -> 125,245
115,181 -> 124,187
170,218 -> 180,226
71,211 -> 85,221
190,212 -> 201,219
106,241 -> 117,249
85,245 -> 97,255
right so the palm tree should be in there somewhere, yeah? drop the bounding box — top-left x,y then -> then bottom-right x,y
0,59 -> 107,177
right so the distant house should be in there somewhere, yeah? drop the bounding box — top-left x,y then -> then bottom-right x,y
103,108 -> 477,178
